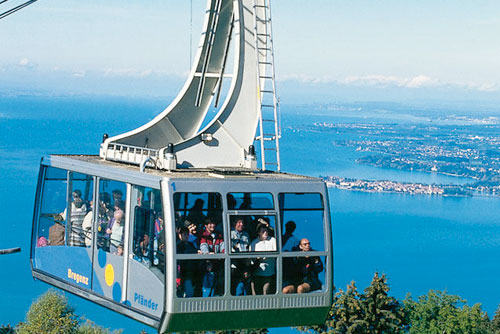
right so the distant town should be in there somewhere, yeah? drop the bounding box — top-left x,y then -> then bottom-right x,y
323,176 -> 481,197
313,118 -> 500,197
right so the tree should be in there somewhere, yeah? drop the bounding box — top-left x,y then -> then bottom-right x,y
0,325 -> 15,334
298,273 -> 406,334
16,290 -> 78,334
404,290 -> 489,334
491,305 -> 500,334
298,280 -> 368,334
77,319 -> 123,334
360,273 -> 407,334
212,329 -> 268,334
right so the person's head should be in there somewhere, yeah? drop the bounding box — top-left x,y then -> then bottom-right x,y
205,218 -> 216,233
114,209 -> 123,222
177,226 -> 190,241
117,245 -> 124,256
299,238 -> 311,252
193,199 -> 204,209
114,199 -> 124,211
100,192 -> 111,207
72,190 -> 83,208
285,221 -> 296,234
227,194 -> 237,209
157,215 -> 164,227
256,223 -> 269,241
143,234 -> 150,245
233,217 -> 244,232
72,189 -> 82,199
112,189 -> 123,200
184,219 -> 197,234
205,260 -> 213,271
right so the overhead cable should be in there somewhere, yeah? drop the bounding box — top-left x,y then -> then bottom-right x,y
0,0 -> 38,20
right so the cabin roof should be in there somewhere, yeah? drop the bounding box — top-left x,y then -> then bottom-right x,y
48,154 -> 320,182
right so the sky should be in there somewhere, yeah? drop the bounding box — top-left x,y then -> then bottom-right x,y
1,0 -> 500,103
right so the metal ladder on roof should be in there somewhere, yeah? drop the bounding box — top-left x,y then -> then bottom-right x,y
253,0 -> 281,172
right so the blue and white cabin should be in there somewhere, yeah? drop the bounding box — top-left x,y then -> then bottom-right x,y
31,155 -> 332,332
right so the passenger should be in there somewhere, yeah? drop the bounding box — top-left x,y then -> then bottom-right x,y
48,217 -> 65,246
177,226 -> 198,254
187,199 -> 207,228
112,189 -> 123,206
257,217 -> 274,237
155,213 -> 165,267
113,199 -> 125,212
250,223 -> 276,295
199,259 -> 224,297
227,194 -> 237,210
230,217 -> 251,295
62,190 -> 88,247
202,260 -> 217,297
82,200 -> 94,247
107,210 -> 124,254
99,192 -> 112,217
230,217 -> 249,252
184,219 -> 199,248
199,218 -> 224,296
138,234 -> 151,258
116,244 -> 124,256
282,238 -> 323,294
239,193 -> 252,210
97,192 -> 113,251
176,226 -> 198,297
231,260 -> 251,296
37,236 -> 48,247
154,213 -> 164,239
282,220 -> 300,251
199,218 -> 225,254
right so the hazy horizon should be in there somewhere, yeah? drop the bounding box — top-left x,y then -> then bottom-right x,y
2,1 -> 500,105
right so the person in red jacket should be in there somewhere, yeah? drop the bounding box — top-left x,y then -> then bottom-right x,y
199,217 -> 225,296
199,218 -> 225,254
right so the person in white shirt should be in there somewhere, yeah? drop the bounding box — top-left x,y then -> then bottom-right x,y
231,217 -> 250,252
107,210 -> 124,254
250,223 -> 276,295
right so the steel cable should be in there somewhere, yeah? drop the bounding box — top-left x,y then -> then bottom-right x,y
0,0 -> 38,20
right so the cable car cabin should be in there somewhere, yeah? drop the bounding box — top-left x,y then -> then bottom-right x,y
31,155 -> 333,332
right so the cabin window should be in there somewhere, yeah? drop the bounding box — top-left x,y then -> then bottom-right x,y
174,192 -> 223,227
174,192 -> 224,298
279,193 -> 327,295
96,179 -> 127,254
131,187 -> 164,278
279,193 -> 325,252
230,257 -> 276,296
228,214 -> 278,296
227,192 -> 274,210
282,255 -> 327,295
67,172 -> 94,248
228,215 -> 277,253
36,166 -> 68,247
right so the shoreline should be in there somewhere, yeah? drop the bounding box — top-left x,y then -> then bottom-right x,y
323,176 -> 500,198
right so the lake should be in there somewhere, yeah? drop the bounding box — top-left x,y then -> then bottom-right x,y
0,96 -> 499,332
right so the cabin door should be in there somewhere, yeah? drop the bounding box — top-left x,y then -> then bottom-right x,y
124,186 -> 165,319
91,178 -> 128,303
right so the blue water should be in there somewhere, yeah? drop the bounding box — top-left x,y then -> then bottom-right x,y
0,96 -> 499,332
